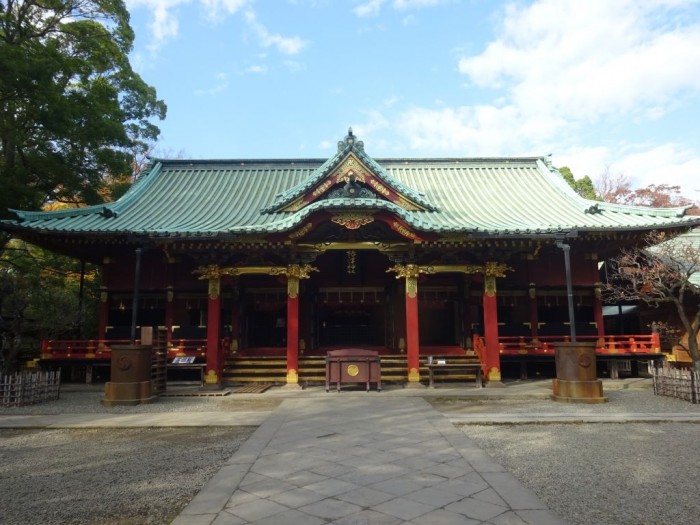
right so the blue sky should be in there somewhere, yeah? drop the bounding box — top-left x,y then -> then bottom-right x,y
125,0 -> 700,201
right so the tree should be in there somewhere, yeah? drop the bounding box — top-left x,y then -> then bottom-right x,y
557,166 -> 598,200
604,230 -> 700,372
596,169 -> 698,213
0,239 -> 99,372
0,0 -> 167,220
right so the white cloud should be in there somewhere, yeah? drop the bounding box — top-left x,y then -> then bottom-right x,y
243,9 -> 307,55
458,0 -> 700,124
200,0 -> 249,19
354,0 -> 385,17
556,143 -> 700,200
128,0 -> 306,55
244,64 -> 267,74
126,0 -> 190,52
373,0 -> 700,197
354,0 -> 447,17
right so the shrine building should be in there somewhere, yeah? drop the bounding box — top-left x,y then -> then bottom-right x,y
3,129 -> 700,387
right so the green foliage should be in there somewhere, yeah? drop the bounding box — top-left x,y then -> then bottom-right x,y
0,240 -> 99,372
557,166 -> 598,200
0,0 -> 166,218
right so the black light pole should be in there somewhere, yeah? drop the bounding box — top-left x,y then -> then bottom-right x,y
130,247 -> 143,343
556,240 -> 576,342
78,259 -> 85,336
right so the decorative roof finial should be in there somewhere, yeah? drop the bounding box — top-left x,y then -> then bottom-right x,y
337,127 -> 364,152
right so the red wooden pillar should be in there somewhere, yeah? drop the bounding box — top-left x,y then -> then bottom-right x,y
205,277 -> 223,388
282,264 -> 317,386
388,264 -> 422,383
98,287 -> 109,340
482,265 -> 502,383
286,275 -> 300,385
405,269 -> 421,384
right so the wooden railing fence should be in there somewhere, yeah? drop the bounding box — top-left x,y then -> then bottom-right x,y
0,370 -> 61,407
652,363 -> 699,404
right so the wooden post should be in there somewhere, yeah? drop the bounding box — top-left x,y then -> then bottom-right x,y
594,283 -> 605,340
405,269 -> 421,384
98,287 -> 109,340
205,277 -> 223,388
483,262 -> 503,383
165,286 -> 174,345
286,275 -> 300,386
280,264 -> 317,387
528,283 -> 539,340
230,279 -> 240,355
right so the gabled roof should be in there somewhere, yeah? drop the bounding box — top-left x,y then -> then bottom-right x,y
262,129 -> 438,214
3,131 -> 700,240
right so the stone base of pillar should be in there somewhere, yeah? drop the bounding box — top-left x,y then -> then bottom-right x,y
404,381 -> 426,389
552,378 -> 608,404
102,381 -> 156,406
282,383 -> 303,390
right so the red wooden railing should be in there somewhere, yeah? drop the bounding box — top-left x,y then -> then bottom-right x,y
41,338 -> 207,360
41,333 -> 662,363
496,333 -> 662,356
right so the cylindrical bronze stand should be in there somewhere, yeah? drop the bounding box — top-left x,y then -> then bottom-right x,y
102,345 -> 156,406
552,342 -> 607,404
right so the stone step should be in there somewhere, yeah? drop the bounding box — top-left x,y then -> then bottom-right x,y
223,354 -> 481,384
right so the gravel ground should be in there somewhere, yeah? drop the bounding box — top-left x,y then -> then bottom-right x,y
461,422 -> 700,525
0,426 -> 255,525
453,389 -> 700,525
1,384 -> 699,525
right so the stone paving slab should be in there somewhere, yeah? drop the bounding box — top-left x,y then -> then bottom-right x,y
446,413 -> 700,424
173,397 -> 566,525
0,411 -> 269,428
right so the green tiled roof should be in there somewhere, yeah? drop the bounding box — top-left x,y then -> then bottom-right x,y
3,146 -> 700,239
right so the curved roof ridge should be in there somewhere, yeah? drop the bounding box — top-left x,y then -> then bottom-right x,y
536,159 -> 603,214
594,201 -> 690,218
235,197 -> 442,234
262,130 -> 438,213
8,162 -> 164,223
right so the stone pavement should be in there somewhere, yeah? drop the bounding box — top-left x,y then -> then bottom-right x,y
172,396 -> 565,525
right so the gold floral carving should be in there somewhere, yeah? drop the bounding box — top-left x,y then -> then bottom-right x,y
283,198 -> 306,212
205,370 -> 219,384
269,264 -> 318,298
487,367 -> 501,382
386,263 -> 430,280
397,196 -> 420,211
369,178 -> 391,196
292,264 -> 318,280
311,179 -> 333,197
166,289 -> 174,303
387,264 -> 432,298
408,368 -> 421,382
287,277 -> 300,298
289,222 -> 313,240
194,264 -> 241,280
484,261 -> 513,278
331,213 -> 374,230
484,275 -> 497,297
391,221 -> 419,240
208,278 -> 220,301
287,369 -> 299,384
100,291 -> 108,303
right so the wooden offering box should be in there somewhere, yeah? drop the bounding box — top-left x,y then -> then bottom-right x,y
325,349 -> 382,392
